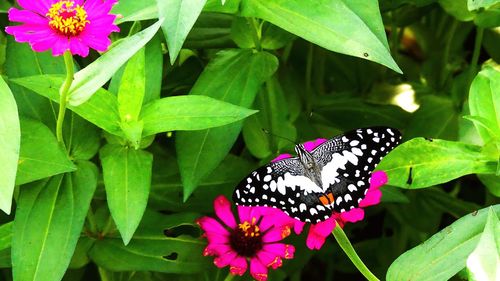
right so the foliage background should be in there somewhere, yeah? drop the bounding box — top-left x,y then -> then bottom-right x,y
0,0 -> 499,280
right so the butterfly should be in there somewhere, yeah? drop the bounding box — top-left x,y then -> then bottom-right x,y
232,127 -> 402,223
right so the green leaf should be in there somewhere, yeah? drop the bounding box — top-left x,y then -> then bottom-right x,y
118,47 -> 146,123
112,0 -> 158,24
469,65 -> 500,143
405,96 -> 459,141
12,161 -> 98,281
65,113 -> 101,161
314,98 -> 411,131
67,21 -> 163,106
240,0 -> 402,73
376,138 -> 498,189
89,211 -> 210,273
141,95 -> 258,136
4,37 -> 64,126
204,0 -> 241,13
0,76 -> 20,214
175,49 -> 278,201
0,222 -> 12,268
439,0 -> 475,21
466,208 -> 500,281
468,0 -> 500,11
100,144 -> 153,245
12,75 -> 123,137
478,174 -> 500,197
16,119 -> 76,185
157,0 -> 207,64
386,205 -> 500,281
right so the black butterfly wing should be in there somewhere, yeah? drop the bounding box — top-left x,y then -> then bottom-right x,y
232,157 -> 333,223
311,127 -> 402,212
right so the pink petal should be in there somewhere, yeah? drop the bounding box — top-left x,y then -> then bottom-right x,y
258,207 -> 296,232
369,171 -> 388,190
271,153 -> 292,162
7,8 -> 47,25
250,258 -> 269,281
213,195 -> 237,229
17,0 -> 52,15
69,37 -> 90,57
305,217 -> 336,250
257,250 -> 282,269
203,243 -> 232,257
302,138 -> 328,151
339,208 -> 365,223
262,243 -> 295,259
84,0 -> 118,17
197,216 -> 229,237
214,251 -> 237,268
229,256 -> 248,276
262,225 -> 292,243
359,189 -> 382,207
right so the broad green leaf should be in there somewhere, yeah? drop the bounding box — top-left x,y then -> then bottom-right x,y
157,0 -> 207,64
439,0 -> 475,21
141,95 -> 258,136
100,144 -> 153,245
243,77 -> 296,159
204,0 -> 240,13
12,75 -> 123,137
468,0 -> 499,10
4,37 -> 64,126
16,119 -> 76,185
405,96 -> 459,141
376,138 -> 498,189
463,115 -> 500,140
112,0 -> 158,24
240,0 -> 402,73
89,212 -> 210,273
466,208 -> 500,281
12,161 -> 98,281
314,98 -> 411,131
0,76 -> 20,214
118,47 -> 145,123
0,222 -> 12,268
386,205 -> 500,281
68,237 -> 93,269
64,113 -> 101,161
176,49 -> 278,201
149,154 -> 254,212
469,65 -> 500,143
478,174 -> 500,197
68,21 -> 163,106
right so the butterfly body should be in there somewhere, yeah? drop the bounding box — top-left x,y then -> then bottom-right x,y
233,127 -> 402,223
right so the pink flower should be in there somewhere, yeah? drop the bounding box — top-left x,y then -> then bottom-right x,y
271,139 -> 389,250
5,0 -> 120,57
197,195 -> 297,281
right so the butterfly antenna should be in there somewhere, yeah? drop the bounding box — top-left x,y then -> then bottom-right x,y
261,128 -> 298,146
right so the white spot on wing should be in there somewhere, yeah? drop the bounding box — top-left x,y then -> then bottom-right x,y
299,203 -> 307,212
348,184 -> 357,192
344,194 -> 352,202
263,175 -> 272,182
352,147 -> 363,156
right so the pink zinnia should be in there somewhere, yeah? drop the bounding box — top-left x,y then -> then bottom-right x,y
5,0 -> 120,57
197,195 -> 297,281
272,139 -> 389,250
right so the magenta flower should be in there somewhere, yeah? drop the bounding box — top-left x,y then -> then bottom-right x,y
271,139 -> 389,250
5,0 -> 120,57
197,195 -> 297,281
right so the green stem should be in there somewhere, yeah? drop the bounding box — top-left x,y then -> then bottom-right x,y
332,222 -> 380,281
248,18 -> 262,51
468,26 -> 484,86
439,19 -> 459,89
56,50 -> 74,146
222,272 -> 234,281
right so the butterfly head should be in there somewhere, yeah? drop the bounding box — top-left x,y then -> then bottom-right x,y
295,144 -> 322,186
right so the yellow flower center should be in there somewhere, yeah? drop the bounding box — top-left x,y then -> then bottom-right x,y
46,1 -> 90,36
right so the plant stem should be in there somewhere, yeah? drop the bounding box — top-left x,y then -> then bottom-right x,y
332,222 -> 380,281
248,18 -> 262,51
56,50 -> 74,146
468,26 -> 484,86
439,19 -> 458,89
222,272 -> 234,281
